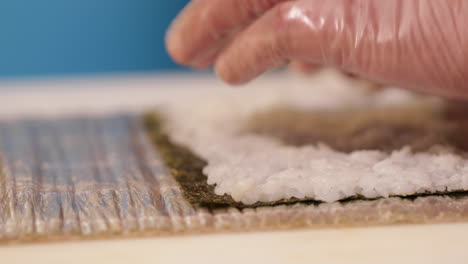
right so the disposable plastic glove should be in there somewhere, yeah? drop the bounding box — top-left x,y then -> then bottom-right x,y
166,0 -> 468,99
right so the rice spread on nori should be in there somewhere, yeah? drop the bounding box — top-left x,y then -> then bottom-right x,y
143,113 -> 319,209
144,104 -> 468,209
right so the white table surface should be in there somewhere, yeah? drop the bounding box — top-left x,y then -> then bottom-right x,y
0,72 -> 467,264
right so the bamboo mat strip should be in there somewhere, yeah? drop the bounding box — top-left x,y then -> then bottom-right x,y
1,115 -> 468,243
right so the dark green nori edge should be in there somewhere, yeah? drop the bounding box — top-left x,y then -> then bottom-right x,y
143,112 -> 468,210
142,112 -> 322,209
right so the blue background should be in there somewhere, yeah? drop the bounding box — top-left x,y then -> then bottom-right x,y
0,0 -> 189,79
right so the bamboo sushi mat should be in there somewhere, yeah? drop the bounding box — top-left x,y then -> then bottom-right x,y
2,114 -> 468,243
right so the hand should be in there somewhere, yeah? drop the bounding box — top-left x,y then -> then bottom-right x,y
166,0 -> 468,99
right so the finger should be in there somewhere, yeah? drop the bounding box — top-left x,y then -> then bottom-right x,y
189,39 -> 227,69
166,0 -> 292,68
215,1 -> 315,84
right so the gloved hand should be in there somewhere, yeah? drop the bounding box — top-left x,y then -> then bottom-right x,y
166,0 -> 468,99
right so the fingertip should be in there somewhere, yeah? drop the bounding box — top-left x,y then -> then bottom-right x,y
214,63 -> 242,86
214,61 -> 250,86
165,23 -> 194,66
212,1 -> 296,86
165,1 -> 209,66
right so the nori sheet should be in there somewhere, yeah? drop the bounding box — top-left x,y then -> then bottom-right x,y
143,106 -> 468,210
143,112 -> 318,209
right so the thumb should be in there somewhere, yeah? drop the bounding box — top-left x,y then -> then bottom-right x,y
215,0 -> 468,98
